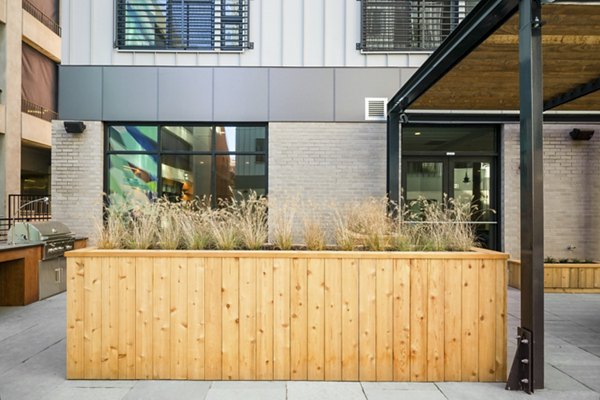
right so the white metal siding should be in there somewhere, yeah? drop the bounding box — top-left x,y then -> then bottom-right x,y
61,0 -> 431,67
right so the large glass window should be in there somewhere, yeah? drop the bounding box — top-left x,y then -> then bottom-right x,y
106,124 -> 267,205
359,0 -> 479,52
115,0 -> 250,51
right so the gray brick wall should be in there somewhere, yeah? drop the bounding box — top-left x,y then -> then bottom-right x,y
502,123 -> 600,261
268,122 -> 387,242
51,121 -> 104,245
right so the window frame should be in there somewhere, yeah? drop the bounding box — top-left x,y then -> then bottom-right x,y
358,0 -> 476,53
104,122 -> 268,207
113,0 -> 252,52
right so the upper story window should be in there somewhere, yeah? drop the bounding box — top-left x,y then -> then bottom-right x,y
115,0 -> 251,51
358,0 -> 479,52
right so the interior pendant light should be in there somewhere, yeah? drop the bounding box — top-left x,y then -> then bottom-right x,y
463,170 -> 470,183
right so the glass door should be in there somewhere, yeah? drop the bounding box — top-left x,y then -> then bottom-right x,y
402,156 -> 498,249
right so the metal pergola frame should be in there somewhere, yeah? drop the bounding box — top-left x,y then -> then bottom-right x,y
386,0 -> 600,393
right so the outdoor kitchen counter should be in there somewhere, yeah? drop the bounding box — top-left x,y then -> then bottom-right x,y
0,242 -> 43,306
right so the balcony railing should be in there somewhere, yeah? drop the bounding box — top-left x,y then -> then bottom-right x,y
22,98 -> 58,122
115,0 -> 251,51
22,0 -> 62,37
359,0 -> 480,51
0,194 -> 51,242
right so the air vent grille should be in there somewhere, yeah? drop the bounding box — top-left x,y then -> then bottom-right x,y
365,98 -> 387,121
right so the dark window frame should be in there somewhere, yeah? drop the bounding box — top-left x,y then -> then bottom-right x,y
358,0 -> 479,52
104,122 -> 268,207
114,0 -> 252,51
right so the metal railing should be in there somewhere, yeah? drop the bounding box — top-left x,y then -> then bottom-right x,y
0,195 -> 52,242
22,0 -> 62,36
22,98 -> 58,122
115,0 -> 250,51
360,0 -> 480,51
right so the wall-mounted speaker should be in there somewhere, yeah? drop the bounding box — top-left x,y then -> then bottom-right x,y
64,121 -> 86,134
569,129 -> 594,141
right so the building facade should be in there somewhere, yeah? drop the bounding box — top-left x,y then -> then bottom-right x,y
53,0 -> 599,261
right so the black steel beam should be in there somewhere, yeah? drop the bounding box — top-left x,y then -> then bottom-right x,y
392,112 -> 600,124
387,0 -> 520,115
387,113 -> 400,212
544,77 -> 600,111
507,0 -> 545,391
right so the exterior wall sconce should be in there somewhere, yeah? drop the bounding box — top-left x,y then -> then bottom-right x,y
64,121 -> 86,134
569,129 -> 594,141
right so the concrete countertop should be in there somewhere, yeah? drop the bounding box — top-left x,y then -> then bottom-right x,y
0,241 -> 44,252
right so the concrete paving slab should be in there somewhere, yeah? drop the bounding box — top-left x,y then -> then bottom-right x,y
287,382 -> 365,400
123,381 -> 211,400
362,382 -> 446,400
551,365 -> 600,392
206,381 -> 284,400
42,385 -> 132,400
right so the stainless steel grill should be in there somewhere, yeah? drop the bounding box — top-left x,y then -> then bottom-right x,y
8,221 -> 75,260
7,221 -> 75,300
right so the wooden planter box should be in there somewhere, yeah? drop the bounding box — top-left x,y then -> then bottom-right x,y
508,260 -> 600,293
66,248 -> 508,382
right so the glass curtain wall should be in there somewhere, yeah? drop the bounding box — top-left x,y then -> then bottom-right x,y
106,124 -> 267,205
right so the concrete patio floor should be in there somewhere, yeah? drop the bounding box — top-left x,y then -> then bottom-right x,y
0,288 -> 598,400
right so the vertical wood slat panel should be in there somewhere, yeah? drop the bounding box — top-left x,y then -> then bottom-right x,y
359,259 -> 377,381
341,258 -> 359,381
136,258 -> 154,379
239,258 -> 257,380
222,258 -> 240,380
101,258 -> 119,379
170,258 -> 188,379
290,258 -> 308,380
84,257 -> 102,379
376,259 -> 394,381
205,258 -> 222,380
273,258 -> 291,380
462,259 -> 479,381
427,259 -> 445,381
495,259 -> 507,381
307,258 -> 325,380
256,258 -> 274,380
66,258 -> 85,379
118,258 -> 136,379
393,259 -> 411,381
153,258 -> 170,379
479,259 -> 496,381
324,258 -> 342,381
188,258 -> 205,380
410,259 -> 428,381
444,259 -> 462,381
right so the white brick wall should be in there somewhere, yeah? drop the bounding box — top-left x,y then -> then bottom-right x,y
268,122 -> 387,242
502,123 -> 600,261
51,121 -> 104,245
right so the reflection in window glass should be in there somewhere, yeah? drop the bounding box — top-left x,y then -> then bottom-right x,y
215,126 -> 266,153
161,126 -> 211,152
109,125 -> 158,152
216,155 -> 266,202
108,154 -> 158,200
402,126 -> 496,153
406,161 -> 444,204
162,155 -> 211,201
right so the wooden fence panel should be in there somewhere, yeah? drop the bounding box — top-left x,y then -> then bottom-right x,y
66,251 -> 508,382
307,258 -> 325,380
341,258 -> 359,381
290,258 -> 308,380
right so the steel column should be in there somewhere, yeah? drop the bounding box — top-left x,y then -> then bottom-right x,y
387,112 -> 400,211
507,0 -> 545,391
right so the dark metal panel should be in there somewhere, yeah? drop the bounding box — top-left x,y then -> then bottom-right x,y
213,68 -> 268,121
507,0 -> 545,391
387,113 -> 400,209
158,68 -> 213,121
269,69 -> 334,122
387,0 -> 520,115
58,66 -> 103,120
103,67 -> 159,121
335,68 -> 400,122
